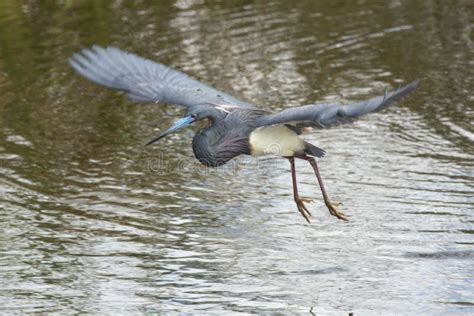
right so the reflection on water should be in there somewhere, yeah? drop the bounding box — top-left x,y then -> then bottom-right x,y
0,0 -> 473,314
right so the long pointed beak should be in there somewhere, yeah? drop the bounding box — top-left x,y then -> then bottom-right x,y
145,115 -> 194,146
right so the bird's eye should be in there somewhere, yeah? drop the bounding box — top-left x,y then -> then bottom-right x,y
191,114 -> 197,119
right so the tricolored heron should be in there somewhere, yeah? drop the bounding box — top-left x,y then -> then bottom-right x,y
70,46 -> 419,223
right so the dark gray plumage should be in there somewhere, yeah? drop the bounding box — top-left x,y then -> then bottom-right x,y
70,45 -> 420,223
256,81 -> 419,129
69,45 -> 256,109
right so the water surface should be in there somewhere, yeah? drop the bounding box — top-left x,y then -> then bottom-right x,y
0,0 -> 473,314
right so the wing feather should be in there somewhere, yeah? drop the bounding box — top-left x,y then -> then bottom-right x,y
257,80 -> 420,128
70,45 -> 256,109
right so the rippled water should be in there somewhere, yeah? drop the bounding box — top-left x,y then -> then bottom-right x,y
0,0 -> 473,314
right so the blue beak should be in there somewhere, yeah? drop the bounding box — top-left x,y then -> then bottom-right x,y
145,115 -> 194,146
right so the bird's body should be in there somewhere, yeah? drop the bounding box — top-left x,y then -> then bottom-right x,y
70,45 -> 419,223
249,125 -> 306,157
189,106 -> 262,167
190,107 -> 317,166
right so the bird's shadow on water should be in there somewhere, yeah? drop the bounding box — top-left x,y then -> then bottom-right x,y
403,250 -> 474,260
270,266 -> 347,276
309,307 -> 354,316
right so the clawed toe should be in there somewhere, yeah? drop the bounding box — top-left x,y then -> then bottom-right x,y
326,202 -> 349,221
294,199 -> 349,223
300,197 -> 314,203
296,199 -> 312,223
289,156 -> 349,224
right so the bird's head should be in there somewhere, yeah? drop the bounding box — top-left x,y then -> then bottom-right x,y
145,104 -> 224,145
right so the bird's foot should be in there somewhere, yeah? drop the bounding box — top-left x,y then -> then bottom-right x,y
300,197 -> 314,203
295,199 -> 312,223
326,202 -> 348,221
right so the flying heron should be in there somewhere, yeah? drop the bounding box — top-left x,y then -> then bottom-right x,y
70,46 -> 419,223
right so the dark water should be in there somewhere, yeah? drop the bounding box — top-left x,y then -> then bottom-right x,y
0,0 -> 473,314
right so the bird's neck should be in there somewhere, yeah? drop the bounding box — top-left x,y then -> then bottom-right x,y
192,112 -> 229,167
199,109 -> 226,136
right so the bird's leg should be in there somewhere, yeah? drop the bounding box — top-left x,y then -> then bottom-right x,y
288,157 -> 312,223
303,156 -> 348,221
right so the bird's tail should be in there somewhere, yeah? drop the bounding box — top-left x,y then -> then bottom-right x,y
305,142 -> 326,158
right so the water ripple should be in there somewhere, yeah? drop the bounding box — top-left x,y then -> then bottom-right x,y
0,0 -> 473,314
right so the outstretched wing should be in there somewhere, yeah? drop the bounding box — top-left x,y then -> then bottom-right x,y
69,45 -> 256,109
257,80 -> 420,128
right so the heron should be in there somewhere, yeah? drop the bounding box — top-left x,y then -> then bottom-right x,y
69,45 -> 419,223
